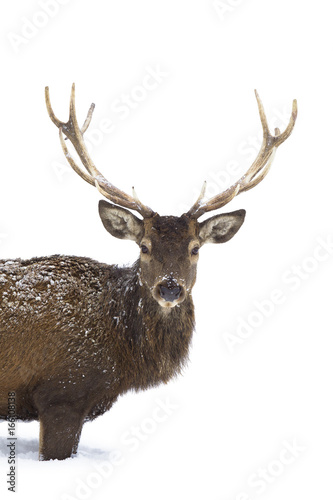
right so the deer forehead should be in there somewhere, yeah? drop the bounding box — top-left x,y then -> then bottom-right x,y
142,215 -> 199,247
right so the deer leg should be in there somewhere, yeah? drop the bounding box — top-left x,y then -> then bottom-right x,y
38,404 -> 84,461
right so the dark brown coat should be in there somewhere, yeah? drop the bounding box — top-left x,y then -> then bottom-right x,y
0,252 -> 194,459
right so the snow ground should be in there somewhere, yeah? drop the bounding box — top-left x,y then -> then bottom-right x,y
1,1 -> 333,499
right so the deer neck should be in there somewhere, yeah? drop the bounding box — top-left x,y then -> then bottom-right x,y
114,259 -> 195,390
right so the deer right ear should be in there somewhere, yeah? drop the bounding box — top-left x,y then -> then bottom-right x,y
98,200 -> 144,243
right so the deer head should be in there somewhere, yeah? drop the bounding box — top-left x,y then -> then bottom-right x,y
45,85 -> 297,308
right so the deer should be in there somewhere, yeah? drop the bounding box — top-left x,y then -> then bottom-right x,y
0,85 -> 297,460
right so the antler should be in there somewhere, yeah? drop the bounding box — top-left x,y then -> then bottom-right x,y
186,90 -> 297,219
45,83 -> 155,218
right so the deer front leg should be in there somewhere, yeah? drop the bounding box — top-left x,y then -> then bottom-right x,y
38,403 -> 84,460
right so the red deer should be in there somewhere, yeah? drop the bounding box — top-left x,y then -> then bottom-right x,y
0,85 -> 297,460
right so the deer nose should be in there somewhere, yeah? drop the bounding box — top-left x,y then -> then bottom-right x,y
159,283 -> 182,302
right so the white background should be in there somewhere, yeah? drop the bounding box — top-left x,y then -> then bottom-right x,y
1,1 -> 332,499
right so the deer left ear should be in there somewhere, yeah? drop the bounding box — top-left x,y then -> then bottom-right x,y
199,209 -> 246,244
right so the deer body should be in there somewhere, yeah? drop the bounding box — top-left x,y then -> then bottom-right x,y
0,253 -> 194,459
0,85 -> 297,460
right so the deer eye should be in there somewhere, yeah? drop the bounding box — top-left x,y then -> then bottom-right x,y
191,246 -> 199,256
141,245 -> 149,254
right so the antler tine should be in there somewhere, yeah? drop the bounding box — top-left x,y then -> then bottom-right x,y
81,103 -> 95,134
45,84 -> 155,218
188,181 -> 207,216
186,91 -> 297,219
45,86 -> 63,128
58,127 -> 95,186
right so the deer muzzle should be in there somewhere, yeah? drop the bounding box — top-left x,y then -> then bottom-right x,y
159,284 -> 182,302
153,278 -> 185,307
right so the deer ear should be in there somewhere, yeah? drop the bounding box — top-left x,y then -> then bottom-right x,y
98,200 -> 144,243
199,209 -> 246,244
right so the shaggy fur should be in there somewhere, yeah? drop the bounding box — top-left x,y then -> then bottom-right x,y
0,255 -> 194,460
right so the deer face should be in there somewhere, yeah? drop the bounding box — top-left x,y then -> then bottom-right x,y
99,201 -> 245,308
139,214 -> 200,308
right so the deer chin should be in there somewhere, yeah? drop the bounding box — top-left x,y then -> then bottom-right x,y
157,298 -> 181,309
